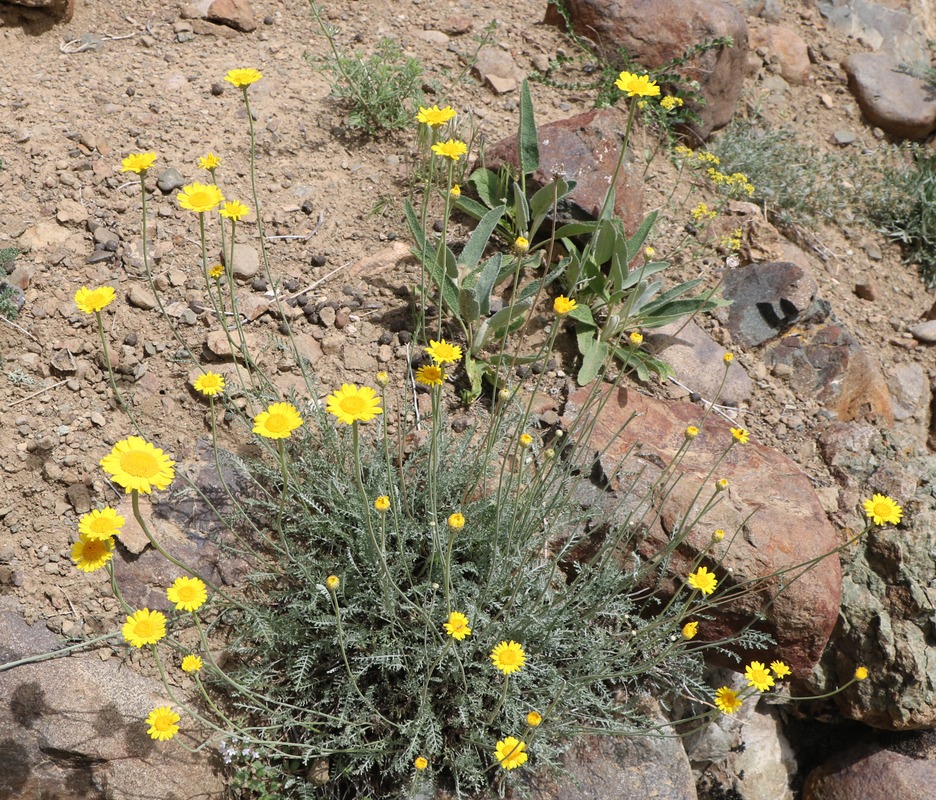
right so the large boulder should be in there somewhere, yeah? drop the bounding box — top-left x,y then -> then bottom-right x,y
803,743 -> 936,800
842,52 -> 936,140
544,0 -> 748,139
562,386 -> 842,674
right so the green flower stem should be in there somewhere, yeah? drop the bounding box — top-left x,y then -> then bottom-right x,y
0,630 -> 121,673
105,560 -> 133,614
415,129 -> 438,337
329,586 -> 399,729
434,159 -> 456,340
352,422 -> 394,615
486,675 -> 511,724
579,94 -> 639,269
417,638 -> 453,709
130,489 -> 245,610
94,311 -> 133,420
275,439 -> 289,538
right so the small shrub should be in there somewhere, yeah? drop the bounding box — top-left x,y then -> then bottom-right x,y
308,4 -> 424,136
860,144 -> 936,287
708,117 -> 846,232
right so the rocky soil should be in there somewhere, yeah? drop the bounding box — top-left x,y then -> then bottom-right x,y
1,0 -> 936,798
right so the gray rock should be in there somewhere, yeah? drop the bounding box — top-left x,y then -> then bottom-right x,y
832,130 -> 857,145
0,607 -> 223,800
721,261 -> 819,347
156,167 -> 185,193
842,52 -> 936,139
818,0 -> 931,64
473,44 -> 524,94
891,363 -> 930,421
528,702 -> 697,800
127,284 -> 158,310
224,242 -> 261,279
909,319 -> 936,343
643,319 -> 753,408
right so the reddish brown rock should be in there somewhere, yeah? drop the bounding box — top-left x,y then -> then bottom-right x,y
803,744 -> 936,800
3,0 -> 73,21
562,386 -> 842,674
842,52 -> 936,139
766,320 -> 894,426
207,0 -> 256,32
751,25 -> 811,85
544,0 -> 748,139
485,107 -> 644,238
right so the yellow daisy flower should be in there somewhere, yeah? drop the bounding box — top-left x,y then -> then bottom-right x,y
146,706 -> 180,741
193,372 -> 225,397
614,71 -> 660,97
123,608 -> 167,648
526,711 -> 542,727
253,402 -> 304,439
519,433 -> 533,449
416,105 -> 456,127
495,736 -> 528,770
862,494 -> 902,526
553,296 -> 577,315
326,384 -> 382,425
745,661 -> 776,692
78,507 -> 125,541
208,264 -> 224,280
431,139 -> 468,161
374,496 -> 390,512
71,533 -> 114,572
450,184 -> 461,198
121,152 -> 156,174
414,756 -> 429,770
178,182 -> 224,214
730,427 -> 750,444
443,611 -> 472,640
100,436 -> 175,495
181,654 -> 203,673
219,200 -> 250,221
326,575 -> 340,591
425,339 -> 462,365
682,620 -> 698,639
515,236 -> 530,252
687,566 -> 717,596
771,660 -> 791,679
685,426 -> 700,439
225,68 -> 263,87
714,686 -> 742,714
167,576 -> 208,612
416,364 -> 445,387
198,152 -> 221,171
855,666 -> 869,680
447,512 -> 465,530
74,286 -> 116,314
490,640 -> 526,675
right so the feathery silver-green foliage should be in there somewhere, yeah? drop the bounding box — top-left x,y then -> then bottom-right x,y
216,390 -> 749,798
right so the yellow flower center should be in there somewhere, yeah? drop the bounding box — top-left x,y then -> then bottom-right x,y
265,413 -> 291,434
340,396 -> 367,416
154,715 -> 172,731
177,586 -> 196,601
85,540 -> 107,558
134,619 -> 157,638
89,518 -> 113,535
121,450 -> 160,479
873,501 -> 889,517
499,650 -> 519,666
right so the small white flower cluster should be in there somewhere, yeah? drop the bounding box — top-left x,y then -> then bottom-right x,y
218,738 -> 259,765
